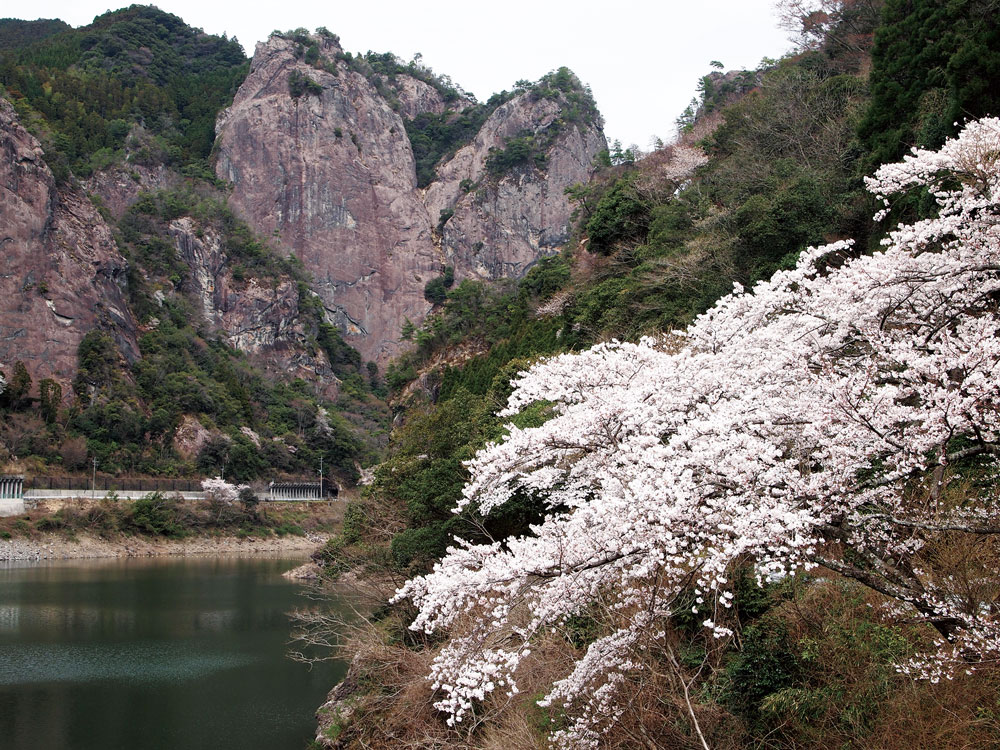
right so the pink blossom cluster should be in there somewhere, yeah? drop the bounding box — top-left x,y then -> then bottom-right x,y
201,476 -> 246,505
395,118 -> 1000,746
658,143 -> 709,184
633,142 -> 709,199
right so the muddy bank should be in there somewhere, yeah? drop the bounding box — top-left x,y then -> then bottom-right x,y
0,532 -> 327,562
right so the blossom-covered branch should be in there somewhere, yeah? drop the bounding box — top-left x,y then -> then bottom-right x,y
395,118 -> 1000,747
201,476 -> 247,505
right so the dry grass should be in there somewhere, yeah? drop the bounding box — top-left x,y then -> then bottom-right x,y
311,557 -> 1000,750
747,576 -> 1000,750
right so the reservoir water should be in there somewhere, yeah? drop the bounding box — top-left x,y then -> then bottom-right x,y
0,555 -> 347,750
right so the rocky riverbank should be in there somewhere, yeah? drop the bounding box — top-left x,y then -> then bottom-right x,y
0,531 -> 327,561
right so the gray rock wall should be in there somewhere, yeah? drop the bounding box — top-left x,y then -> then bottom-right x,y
217,33 -> 606,364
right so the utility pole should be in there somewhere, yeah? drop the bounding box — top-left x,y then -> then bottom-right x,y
92,456 -> 97,499
319,456 -> 323,501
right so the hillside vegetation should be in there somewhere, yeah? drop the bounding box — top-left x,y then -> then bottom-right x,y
0,7 -> 387,484
309,2 -> 1000,748
0,5 -> 247,179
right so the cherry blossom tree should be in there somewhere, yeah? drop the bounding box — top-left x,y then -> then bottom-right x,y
201,476 -> 245,505
394,118 -> 1000,747
632,143 -> 709,202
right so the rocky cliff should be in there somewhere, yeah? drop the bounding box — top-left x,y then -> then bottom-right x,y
387,73 -> 471,120
0,98 -> 137,389
1,25 -> 605,398
167,217 -> 340,398
216,32 -> 605,363
426,90 -> 606,280
0,95 -> 335,399
216,34 -> 441,364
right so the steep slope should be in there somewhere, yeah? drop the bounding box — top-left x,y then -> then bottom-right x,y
216,31 -> 605,363
0,5 -> 247,178
426,71 -> 606,279
0,97 -> 137,387
0,12 -> 601,479
215,33 -> 441,364
309,5 -> 1000,749
119,191 -> 344,398
0,11 -> 382,481
0,8 -> 343,395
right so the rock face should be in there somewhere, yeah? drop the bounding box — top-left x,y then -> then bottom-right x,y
216,34 -> 441,364
216,33 -> 605,363
0,98 -> 136,390
386,74 -> 470,120
172,414 -> 213,461
1,28 -> 605,402
426,93 -> 607,280
167,217 -> 339,398
84,123 -> 179,219
84,162 -> 174,220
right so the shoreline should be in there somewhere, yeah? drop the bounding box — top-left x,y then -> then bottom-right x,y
0,531 -> 327,562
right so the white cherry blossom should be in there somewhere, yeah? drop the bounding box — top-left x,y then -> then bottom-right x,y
201,476 -> 246,505
395,118 -> 1000,747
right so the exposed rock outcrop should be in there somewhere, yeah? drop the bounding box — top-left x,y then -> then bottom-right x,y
85,163 -> 174,220
426,92 -> 606,280
172,414 -> 213,460
384,73 -> 470,120
167,217 -> 340,398
216,32 -> 605,364
216,34 -> 441,363
0,98 -> 137,390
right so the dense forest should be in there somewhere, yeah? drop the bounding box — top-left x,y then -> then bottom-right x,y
0,6 -> 247,179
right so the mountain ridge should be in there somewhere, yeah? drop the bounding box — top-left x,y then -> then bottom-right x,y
216,29 -> 605,362
0,7 -> 605,481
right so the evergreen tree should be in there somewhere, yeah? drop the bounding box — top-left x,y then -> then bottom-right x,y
859,0 -> 1000,165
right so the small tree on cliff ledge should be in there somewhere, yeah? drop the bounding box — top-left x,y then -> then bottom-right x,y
395,119 -> 1000,747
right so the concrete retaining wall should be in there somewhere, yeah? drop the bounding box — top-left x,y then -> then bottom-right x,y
23,490 -> 206,501
0,498 -> 26,517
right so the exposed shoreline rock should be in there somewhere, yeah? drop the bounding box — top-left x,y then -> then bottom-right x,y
0,531 -> 327,562
281,560 -> 321,580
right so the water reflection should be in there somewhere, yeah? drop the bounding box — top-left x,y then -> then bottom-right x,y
0,640 -> 258,685
0,555 -> 347,750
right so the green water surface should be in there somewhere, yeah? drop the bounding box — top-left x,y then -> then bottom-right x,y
0,555 -> 347,750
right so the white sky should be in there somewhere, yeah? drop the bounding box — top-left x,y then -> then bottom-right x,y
15,1 -> 792,149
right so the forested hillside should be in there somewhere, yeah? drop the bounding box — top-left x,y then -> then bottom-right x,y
309,2 -> 1000,748
0,6 -> 247,179
0,5 -> 603,488
0,7 -> 384,482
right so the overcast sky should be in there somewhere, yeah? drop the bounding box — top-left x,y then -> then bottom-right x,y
16,1 -> 792,149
